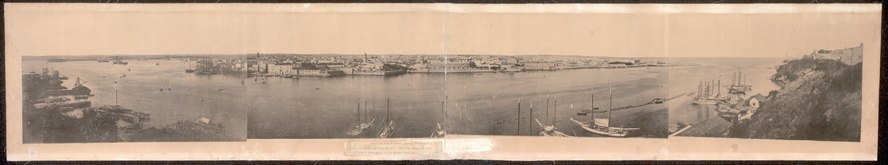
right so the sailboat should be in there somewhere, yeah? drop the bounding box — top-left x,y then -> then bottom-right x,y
570,86 -> 641,137
347,99 -> 375,136
378,98 -> 395,138
536,96 -> 571,137
691,80 -> 718,105
431,97 -> 447,138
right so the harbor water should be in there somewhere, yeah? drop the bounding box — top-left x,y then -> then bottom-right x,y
24,60 -> 250,140
249,65 -> 670,138
666,58 -> 783,133
24,58 -> 780,139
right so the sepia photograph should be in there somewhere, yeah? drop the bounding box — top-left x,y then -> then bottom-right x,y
665,13 -> 875,142
4,3 -> 880,161
243,11 -> 673,139
21,55 -> 249,142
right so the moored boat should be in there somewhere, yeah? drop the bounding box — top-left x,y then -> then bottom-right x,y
535,96 -> 571,137
347,100 -> 375,136
570,87 -> 641,137
377,98 -> 395,138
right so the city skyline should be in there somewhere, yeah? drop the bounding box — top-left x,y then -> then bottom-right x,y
6,4 -> 880,58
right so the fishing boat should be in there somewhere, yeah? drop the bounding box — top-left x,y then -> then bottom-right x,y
535,96 -> 571,137
431,98 -> 447,138
378,98 -> 394,138
570,88 -> 641,137
347,100 -> 375,136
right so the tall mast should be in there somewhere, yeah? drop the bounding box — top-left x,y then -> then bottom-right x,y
517,99 -> 521,135
386,98 -> 390,123
364,100 -> 368,122
737,71 -> 741,86
529,101 -> 534,134
357,100 -> 361,123
554,96 -> 558,126
591,93 -> 595,121
697,81 -> 702,98
739,70 -> 744,86
609,84 -> 613,124
710,80 -> 715,97
546,96 -> 550,125
717,79 -> 721,96
704,81 -> 709,97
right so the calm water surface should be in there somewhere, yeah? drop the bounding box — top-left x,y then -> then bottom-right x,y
251,66 -> 670,138
26,57 -> 778,139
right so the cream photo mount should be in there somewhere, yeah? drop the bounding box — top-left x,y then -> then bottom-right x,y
4,3 -> 880,161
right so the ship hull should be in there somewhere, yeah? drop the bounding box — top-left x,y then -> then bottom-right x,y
569,118 -> 633,137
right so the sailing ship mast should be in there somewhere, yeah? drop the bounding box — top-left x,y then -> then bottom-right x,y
378,97 -> 394,138
554,96 -> 558,127
546,96 -> 550,125
569,83 -> 641,137
697,81 -> 702,99
357,100 -> 361,123
608,83 -> 613,127
516,99 -> 521,135
529,101 -> 534,134
590,93 -> 595,121
717,79 -> 721,98
365,100 -> 369,125
433,97 -> 447,138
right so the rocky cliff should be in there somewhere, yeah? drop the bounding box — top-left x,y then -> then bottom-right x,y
730,58 -> 861,141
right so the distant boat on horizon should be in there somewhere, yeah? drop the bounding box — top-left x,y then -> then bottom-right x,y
112,60 -> 128,65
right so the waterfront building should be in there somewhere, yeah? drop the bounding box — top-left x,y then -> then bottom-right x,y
524,62 -> 561,71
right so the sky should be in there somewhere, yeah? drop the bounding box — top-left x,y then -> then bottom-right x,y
5,4 -> 881,58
